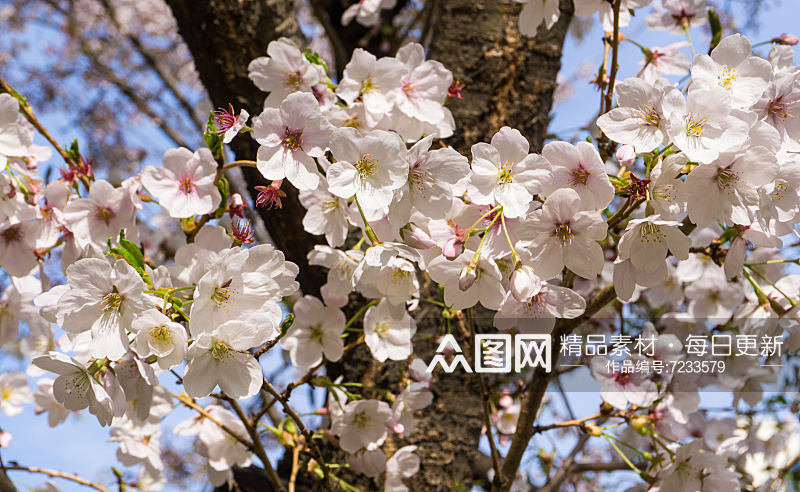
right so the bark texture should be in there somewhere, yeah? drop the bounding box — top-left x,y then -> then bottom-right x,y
429,0 -> 574,154
164,0 -> 573,490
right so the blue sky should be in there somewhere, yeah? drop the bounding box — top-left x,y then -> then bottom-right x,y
5,1 -> 800,491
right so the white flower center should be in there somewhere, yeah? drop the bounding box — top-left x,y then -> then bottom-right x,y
497,160 -> 514,185
637,104 -> 660,126
355,153 -> 379,179
209,339 -> 234,361
685,113 -> 706,137
352,410 -> 371,428
638,222 -> 666,244
102,291 -> 124,313
718,65 -> 737,89
554,223 -> 574,247
211,282 -> 239,313
149,325 -> 173,348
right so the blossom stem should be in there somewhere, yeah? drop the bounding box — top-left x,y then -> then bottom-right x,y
465,205 -> 501,235
499,210 -> 521,265
602,434 -> 645,477
742,270 -> 787,315
745,258 -> 800,266
344,300 -> 378,330
471,211 -> 501,266
220,159 -> 259,173
682,24 -> 697,56
745,265 -> 798,307
354,196 -> 380,245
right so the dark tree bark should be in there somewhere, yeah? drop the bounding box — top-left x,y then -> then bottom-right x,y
164,0 -> 572,490
429,0 -> 574,154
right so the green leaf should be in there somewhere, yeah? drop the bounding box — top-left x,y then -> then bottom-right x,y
66,139 -> 81,163
118,229 -> 145,270
107,230 -> 152,287
278,313 -> 294,338
214,176 -> 229,218
107,238 -> 139,268
204,111 -> 223,160
708,8 -> 722,53
303,47 -> 328,74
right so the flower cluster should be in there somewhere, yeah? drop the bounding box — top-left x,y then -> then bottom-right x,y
2,3 -> 800,490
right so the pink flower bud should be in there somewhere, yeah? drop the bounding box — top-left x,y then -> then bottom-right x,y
615,144 -> 636,167
774,33 -> 799,46
458,265 -> 476,291
442,236 -> 464,260
400,223 -> 436,249
510,265 -> 542,302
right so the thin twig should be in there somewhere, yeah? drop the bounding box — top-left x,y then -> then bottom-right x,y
96,0 -> 204,130
5,465 -> 111,492
493,283 -> 617,492
603,0 -> 623,114
0,77 -> 71,163
261,378 -> 335,491
222,395 -> 286,492
308,0 -> 347,75
171,391 -> 252,449
466,309 -> 502,479
288,445 -> 301,492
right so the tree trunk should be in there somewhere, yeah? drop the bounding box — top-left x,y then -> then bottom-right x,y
428,0 -> 574,154
165,0 -> 572,490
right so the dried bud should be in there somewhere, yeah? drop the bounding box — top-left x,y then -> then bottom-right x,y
254,181 -> 286,210
231,217 -> 255,244
448,80 -> 464,100
458,265 -> 476,291
615,144 -> 637,167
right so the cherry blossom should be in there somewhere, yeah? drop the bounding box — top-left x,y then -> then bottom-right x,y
516,188 -> 608,280
248,37 -> 326,108
467,126 -> 553,218
252,91 -> 333,190
140,147 -> 221,218
327,127 -> 408,209
281,295 -> 345,370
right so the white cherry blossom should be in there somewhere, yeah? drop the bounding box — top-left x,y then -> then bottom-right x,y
140,147 -> 221,218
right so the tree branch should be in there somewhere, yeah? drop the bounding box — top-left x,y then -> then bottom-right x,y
493,283 -> 617,492
5,465 -> 111,492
